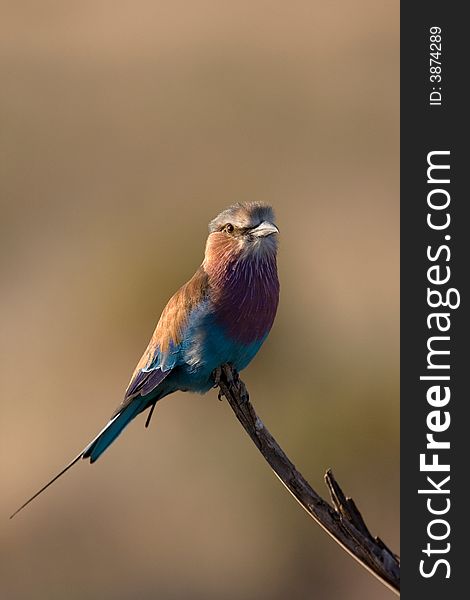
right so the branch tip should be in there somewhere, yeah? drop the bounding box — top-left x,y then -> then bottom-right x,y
216,364 -> 400,595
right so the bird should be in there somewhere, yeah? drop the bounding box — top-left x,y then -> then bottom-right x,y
11,202 -> 280,518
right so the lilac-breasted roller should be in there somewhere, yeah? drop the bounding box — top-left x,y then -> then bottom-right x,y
12,202 -> 279,517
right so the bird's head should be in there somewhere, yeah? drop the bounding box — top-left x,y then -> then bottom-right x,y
204,203 -> 279,268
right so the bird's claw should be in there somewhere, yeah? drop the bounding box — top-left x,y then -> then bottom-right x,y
213,363 -> 249,403
213,366 -> 226,401
212,363 -> 234,388
212,366 -> 222,388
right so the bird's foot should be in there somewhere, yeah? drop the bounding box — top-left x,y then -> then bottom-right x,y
212,364 -> 249,403
224,364 -> 249,403
213,363 -> 235,385
212,366 -> 225,401
212,366 -> 222,388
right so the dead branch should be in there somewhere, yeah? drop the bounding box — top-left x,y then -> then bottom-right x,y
215,364 -> 400,595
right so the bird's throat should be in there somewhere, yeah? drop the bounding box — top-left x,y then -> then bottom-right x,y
208,253 -> 279,345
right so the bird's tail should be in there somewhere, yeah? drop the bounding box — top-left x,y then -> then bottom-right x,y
83,396 -> 149,463
10,397 -> 149,519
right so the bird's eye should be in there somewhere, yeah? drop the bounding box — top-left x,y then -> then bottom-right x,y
224,223 -> 234,234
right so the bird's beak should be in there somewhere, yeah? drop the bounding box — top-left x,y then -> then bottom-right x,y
251,221 -> 280,237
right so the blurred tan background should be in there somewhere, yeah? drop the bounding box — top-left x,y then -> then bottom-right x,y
0,2 -> 399,599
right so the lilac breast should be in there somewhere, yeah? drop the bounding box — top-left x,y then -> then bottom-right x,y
211,255 -> 279,345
